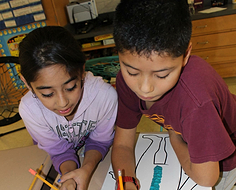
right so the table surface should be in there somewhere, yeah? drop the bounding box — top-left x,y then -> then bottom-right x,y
0,145 -> 53,190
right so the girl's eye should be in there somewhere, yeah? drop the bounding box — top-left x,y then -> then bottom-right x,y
156,73 -> 169,79
66,84 -> 77,91
42,93 -> 53,98
127,70 -> 138,76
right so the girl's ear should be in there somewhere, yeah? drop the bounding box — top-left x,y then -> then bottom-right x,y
20,74 -> 32,91
183,42 -> 192,66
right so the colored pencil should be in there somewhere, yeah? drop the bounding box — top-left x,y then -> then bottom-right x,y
28,168 -> 59,190
28,164 -> 44,190
118,169 -> 124,190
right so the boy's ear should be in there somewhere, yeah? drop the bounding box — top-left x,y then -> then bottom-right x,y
20,74 -> 32,91
183,42 -> 192,66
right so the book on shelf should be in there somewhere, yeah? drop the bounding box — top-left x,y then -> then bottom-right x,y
94,33 -> 113,41
82,41 -> 102,48
103,38 -> 115,45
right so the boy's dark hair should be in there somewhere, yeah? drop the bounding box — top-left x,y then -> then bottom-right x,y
19,26 -> 86,85
113,0 -> 192,58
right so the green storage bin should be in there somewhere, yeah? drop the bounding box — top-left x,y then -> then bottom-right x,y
85,56 -> 120,82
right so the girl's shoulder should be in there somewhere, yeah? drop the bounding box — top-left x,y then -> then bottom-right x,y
19,91 -> 51,116
84,71 -> 117,96
20,91 -> 39,107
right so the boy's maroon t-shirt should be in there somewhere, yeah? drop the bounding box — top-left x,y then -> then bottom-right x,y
116,55 -> 236,171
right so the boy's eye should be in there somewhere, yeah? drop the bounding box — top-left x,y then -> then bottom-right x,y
127,70 -> 138,76
66,84 -> 77,91
42,93 -> 53,98
156,73 -> 169,79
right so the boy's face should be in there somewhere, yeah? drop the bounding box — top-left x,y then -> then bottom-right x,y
119,50 -> 190,104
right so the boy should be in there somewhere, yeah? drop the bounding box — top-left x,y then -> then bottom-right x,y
111,0 -> 236,190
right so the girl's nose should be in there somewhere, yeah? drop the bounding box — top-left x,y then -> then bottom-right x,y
57,94 -> 69,108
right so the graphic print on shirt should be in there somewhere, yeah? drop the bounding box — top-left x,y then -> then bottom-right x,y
143,114 -> 182,135
143,114 -> 173,131
55,119 -> 97,147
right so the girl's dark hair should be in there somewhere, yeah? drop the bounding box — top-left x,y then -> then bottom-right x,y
113,0 -> 192,58
19,26 -> 86,84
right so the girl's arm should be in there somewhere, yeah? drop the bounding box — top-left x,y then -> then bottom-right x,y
19,100 -> 80,174
168,129 -> 219,187
59,150 -> 102,190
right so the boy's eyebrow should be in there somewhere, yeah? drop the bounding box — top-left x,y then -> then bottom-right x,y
36,76 -> 77,90
122,61 -> 139,70
121,61 -> 172,72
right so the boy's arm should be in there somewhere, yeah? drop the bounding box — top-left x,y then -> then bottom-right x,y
168,129 -> 219,187
111,126 -> 140,190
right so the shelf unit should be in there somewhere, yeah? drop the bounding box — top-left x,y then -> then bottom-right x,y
191,13 -> 236,78
82,43 -> 115,52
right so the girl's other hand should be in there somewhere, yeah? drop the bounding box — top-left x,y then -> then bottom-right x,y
59,178 -> 76,190
59,168 -> 90,190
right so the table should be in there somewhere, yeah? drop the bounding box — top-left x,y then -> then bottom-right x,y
0,145 -> 53,190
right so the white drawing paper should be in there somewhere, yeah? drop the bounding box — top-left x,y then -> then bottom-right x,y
101,133 -> 211,190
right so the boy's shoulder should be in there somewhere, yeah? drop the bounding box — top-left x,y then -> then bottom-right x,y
182,55 -> 217,76
177,55 -> 230,105
180,55 -> 224,86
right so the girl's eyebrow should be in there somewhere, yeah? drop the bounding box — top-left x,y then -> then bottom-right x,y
64,76 -> 77,84
36,76 -> 77,90
121,61 -> 173,72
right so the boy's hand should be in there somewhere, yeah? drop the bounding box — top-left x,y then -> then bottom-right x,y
124,181 -> 140,190
59,168 -> 90,190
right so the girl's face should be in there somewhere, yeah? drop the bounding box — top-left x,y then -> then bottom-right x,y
119,49 -> 190,105
28,64 -> 83,120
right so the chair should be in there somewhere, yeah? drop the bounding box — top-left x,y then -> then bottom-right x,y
0,56 -> 28,136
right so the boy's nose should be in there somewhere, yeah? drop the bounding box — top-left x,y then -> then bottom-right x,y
139,78 -> 154,93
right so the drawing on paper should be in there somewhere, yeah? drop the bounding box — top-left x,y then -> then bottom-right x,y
101,133 -> 210,190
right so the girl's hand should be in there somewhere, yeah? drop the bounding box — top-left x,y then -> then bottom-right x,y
59,168 -> 90,190
59,178 -> 76,190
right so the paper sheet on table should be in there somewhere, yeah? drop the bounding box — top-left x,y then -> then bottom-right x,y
198,7 -> 227,14
101,133 -> 211,190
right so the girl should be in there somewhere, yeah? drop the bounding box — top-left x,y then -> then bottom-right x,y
19,26 -> 118,190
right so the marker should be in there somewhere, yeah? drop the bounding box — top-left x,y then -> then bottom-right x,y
28,168 -> 59,190
118,169 -> 124,190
